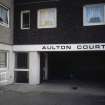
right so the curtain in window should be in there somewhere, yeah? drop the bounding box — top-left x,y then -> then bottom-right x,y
48,8 -> 56,26
39,9 -> 48,26
86,5 -> 104,23
38,8 -> 56,27
2,8 -> 8,24
0,7 -> 2,21
0,6 -> 8,24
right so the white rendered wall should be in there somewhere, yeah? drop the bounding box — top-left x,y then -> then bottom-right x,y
0,44 -> 14,85
8,51 -> 15,84
29,52 -> 40,85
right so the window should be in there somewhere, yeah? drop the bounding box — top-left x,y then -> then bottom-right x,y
0,52 -> 7,69
15,71 -> 29,83
0,72 -> 7,82
15,52 -> 29,69
83,4 -> 105,26
37,8 -> 57,29
0,4 -> 9,27
21,10 -> 30,29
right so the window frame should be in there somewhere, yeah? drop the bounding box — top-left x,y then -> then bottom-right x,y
37,8 -> 57,29
83,4 -> 105,26
0,51 -> 8,70
20,10 -> 30,30
15,52 -> 29,70
0,4 -> 9,27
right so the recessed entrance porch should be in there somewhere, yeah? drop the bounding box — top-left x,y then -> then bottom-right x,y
40,52 -> 105,84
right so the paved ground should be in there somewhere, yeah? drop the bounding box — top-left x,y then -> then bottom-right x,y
0,82 -> 105,105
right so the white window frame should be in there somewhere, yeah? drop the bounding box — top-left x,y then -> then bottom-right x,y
0,4 -> 9,27
0,51 -> 8,71
37,8 -> 57,29
20,10 -> 30,30
83,4 -> 105,26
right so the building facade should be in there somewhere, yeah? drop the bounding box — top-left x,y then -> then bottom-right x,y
1,0 -> 105,85
0,0 -> 14,85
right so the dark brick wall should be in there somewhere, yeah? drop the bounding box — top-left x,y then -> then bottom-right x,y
14,0 -> 105,45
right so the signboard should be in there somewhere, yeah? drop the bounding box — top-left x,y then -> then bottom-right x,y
13,43 -> 105,52
41,44 -> 105,51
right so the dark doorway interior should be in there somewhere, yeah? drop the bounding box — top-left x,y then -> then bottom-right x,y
48,52 -> 105,83
48,52 -> 71,80
40,53 -> 46,82
15,71 -> 29,83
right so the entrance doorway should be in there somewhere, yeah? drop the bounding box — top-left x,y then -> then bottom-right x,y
15,52 -> 29,83
48,52 -> 71,80
41,52 -> 105,83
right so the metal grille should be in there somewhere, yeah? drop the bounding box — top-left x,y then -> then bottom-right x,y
0,72 -> 6,82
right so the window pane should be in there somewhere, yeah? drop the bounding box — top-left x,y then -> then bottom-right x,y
0,52 -> 7,68
38,8 -> 57,28
86,5 -> 104,23
22,11 -> 30,28
2,8 -> 8,24
15,52 -> 29,69
0,5 -> 8,24
15,71 -> 29,83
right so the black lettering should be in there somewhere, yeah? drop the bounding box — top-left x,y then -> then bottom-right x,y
56,46 -> 60,49
77,45 -> 82,49
83,45 -> 88,49
95,45 -> 100,49
66,46 -> 71,49
47,46 -> 52,49
42,46 -> 46,50
89,45 -> 94,49
101,45 -> 105,49
61,46 -> 65,49
52,46 -> 56,49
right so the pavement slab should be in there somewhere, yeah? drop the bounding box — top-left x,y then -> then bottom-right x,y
0,82 -> 105,105
0,90 -> 105,105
